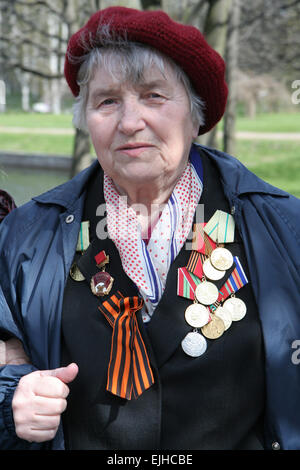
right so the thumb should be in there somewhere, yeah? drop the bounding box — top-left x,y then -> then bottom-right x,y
40,363 -> 79,384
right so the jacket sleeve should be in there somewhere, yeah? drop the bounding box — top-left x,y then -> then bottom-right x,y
0,286 -> 46,449
0,215 -> 45,449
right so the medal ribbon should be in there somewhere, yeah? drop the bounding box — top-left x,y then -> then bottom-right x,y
76,221 -> 90,252
192,223 -> 217,255
177,267 -> 202,299
99,292 -> 154,400
204,210 -> 235,243
186,251 -> 207,278
217,256 -> 248,302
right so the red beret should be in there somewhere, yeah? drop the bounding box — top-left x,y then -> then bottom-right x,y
64,6 -> 228,135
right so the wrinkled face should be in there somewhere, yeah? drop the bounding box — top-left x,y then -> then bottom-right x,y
85,62 -> 198,188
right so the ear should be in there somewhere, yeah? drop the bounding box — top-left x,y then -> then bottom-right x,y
192,120 -> 199,140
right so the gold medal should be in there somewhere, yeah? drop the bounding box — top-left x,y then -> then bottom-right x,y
214,305 -> 232,330
185,303 -> 210,328
223,297 -> 247,321
210,247 -> 233,271
201,314 -> 225,339
203,258 -> 225,281
195,281 -> 219,305
69,262 -> 85,281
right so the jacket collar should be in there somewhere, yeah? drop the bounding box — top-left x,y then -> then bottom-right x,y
197,144 -> 289,198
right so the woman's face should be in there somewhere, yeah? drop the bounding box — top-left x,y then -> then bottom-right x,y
85,62 -> 198,188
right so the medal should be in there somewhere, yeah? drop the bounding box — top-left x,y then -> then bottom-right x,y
178,209 -> 248,355
210,247 -> 233,271
185,303 -> 210,328
181,331 -> 207,357
90,250 -> 114,297
91,271 -> 114,297
201,314 -> 225,339
214,305 -> 232,330
95,250 -> 110,269
195,281 -> 219,305
223,296 -> 247,321
69,262 -> 85,281
203,258 -> 225,281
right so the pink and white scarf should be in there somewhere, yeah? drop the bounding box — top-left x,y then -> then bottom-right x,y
103,146 -> 203,322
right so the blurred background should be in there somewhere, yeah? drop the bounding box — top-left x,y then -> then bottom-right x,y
0,0 -> 299,206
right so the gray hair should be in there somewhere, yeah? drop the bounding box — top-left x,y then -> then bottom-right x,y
70,27 -> 205,132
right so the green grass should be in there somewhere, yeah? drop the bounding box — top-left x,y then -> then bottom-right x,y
233,139 -> 300,198
0,112 -> 74,128
0,133 -> 74,155
234,111 -> 300,133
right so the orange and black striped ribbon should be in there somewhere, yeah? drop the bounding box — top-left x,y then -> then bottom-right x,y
99,292 -> 154,400
186,251 -> 207,278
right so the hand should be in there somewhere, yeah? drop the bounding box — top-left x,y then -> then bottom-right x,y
0,338 -> 30,365
12,363 -> 78,443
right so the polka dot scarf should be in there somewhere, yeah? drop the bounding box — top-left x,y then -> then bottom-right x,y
103,145 -> 203,322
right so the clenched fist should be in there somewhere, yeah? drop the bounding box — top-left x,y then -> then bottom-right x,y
12,363 -> 78,443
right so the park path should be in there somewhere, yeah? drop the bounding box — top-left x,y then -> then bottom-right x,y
1,126 -> 300,140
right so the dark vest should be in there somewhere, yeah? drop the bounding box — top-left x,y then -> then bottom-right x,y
61,149 -> 265,450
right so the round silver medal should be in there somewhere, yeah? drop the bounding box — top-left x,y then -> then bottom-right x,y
215,306 -> 232,330
181,332 -> 207,357
195,281 -> 219,305
210,247 -> 234,271
185,303 -> 210,328
223,297 -> 247,321
203,258 -> 226,281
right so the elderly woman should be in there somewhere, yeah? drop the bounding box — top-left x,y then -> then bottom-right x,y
0,7 -> 299,451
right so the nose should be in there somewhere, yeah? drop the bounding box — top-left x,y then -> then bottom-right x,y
117,97 -> 146,135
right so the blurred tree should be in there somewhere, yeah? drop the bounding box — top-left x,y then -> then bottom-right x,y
1,0 -> 299,176
239,0 -> 300,84
223,0 -> 240,155
197,0 -> 233,148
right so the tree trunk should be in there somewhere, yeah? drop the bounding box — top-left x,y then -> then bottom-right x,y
0,80 -> 6,112
21,73 -> 30,111
223,0 -> 240,156
198,0 -> 233,149
48,13 -> 62,114
70,129 -> 93,177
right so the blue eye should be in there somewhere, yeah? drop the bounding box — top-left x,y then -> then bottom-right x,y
148,93 -> 162,99
101,98 -> 116,106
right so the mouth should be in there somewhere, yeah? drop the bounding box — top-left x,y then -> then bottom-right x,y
116,143 -> 154,150
115,143 -> 155,157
